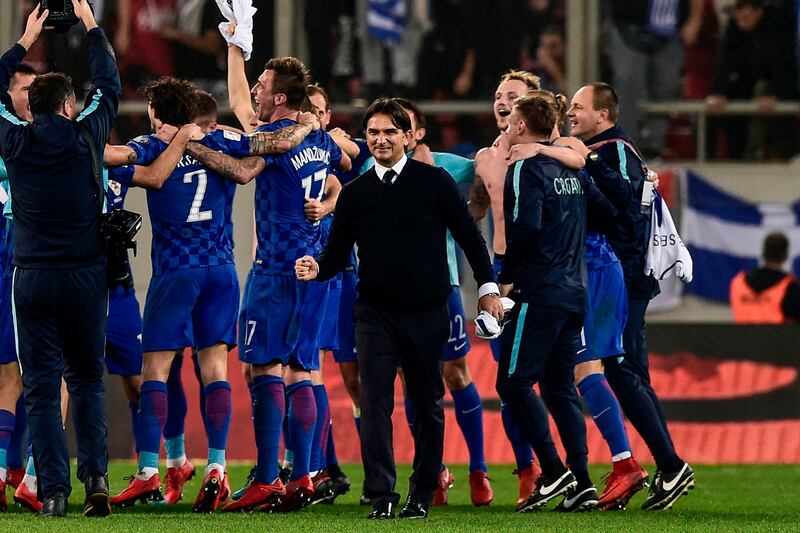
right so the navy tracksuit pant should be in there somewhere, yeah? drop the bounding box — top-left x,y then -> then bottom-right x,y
13,262 -> 108,499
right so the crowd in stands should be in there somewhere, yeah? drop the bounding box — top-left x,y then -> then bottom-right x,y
16,0 -> 800,161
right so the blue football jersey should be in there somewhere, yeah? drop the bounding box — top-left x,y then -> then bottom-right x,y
119,134 -> 237,276
105,166 -> 130,209
221,119 -> 342,275
585,232 -> 620,270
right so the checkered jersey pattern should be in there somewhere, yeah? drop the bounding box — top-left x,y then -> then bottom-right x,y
251,119 -> 342,275
150,219 -> 232,275
586,232 -> 620,270
127,134 -> 236,276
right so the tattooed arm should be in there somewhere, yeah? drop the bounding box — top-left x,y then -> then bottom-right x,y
247,121 -> 314,155
186,142 -> 266,184
103,144 -> 137,166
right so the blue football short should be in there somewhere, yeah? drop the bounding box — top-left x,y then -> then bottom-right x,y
319,275 -> 342,351
142,264 -> 239,352
238,269 -> 330,371
444,285 -> 470,361
0,278 -> 16,364
577,261 -> 628,364
105,285 -> 143,376
332,268 -> 357,363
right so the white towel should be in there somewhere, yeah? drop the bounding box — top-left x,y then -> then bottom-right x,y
646,194 -> 693,283
215,0 -> 257,61
474,297 -> 515,340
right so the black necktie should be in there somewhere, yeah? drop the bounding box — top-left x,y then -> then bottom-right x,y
382,169 -> 396,186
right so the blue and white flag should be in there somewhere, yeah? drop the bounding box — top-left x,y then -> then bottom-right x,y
367,0 -> 407,44
681,170 -> 800,302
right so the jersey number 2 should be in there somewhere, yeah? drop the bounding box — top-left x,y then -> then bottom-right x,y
184,169 -> 213,222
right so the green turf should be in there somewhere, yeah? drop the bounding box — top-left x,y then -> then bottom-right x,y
2,462 -> 799,531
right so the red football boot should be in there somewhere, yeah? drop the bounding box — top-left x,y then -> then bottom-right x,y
164,460 -> 195,505
432,466 -> 455,506
268,475 -> 314,513
6,468 -> 24,489
13,479 -> 43,513
222,479 -> 285,512
469,470 -> 493,506
219,471 -> 231,504
310,470 -> 334,505
598,458 -> 649,510
192,468 -> 224,513
513,462 -> 541,506
111,473 -> 163,508
0,478 -> 7,511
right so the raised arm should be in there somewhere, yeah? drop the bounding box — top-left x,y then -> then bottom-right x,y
73,0 -> 121,148
227,43 -> 256,132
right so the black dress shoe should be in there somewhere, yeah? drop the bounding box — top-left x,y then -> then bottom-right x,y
39,492 -> 68,517
367,499 -> 395,519
399,496 -> 429,519
84,474 -> 111,517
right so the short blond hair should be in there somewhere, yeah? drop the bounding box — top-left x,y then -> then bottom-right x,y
499,70 -> 541,93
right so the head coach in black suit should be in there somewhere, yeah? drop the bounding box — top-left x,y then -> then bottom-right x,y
296,98 -> 503,519
0,0 -> 120,518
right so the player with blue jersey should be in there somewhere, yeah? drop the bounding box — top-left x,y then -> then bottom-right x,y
186,57 -> 349,513
302,84 -> 365,504
109,77 -> 316,513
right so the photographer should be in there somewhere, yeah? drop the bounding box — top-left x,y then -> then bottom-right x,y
0,0 -> 120,518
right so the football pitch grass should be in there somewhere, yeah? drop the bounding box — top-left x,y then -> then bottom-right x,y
3,462 -> 799,532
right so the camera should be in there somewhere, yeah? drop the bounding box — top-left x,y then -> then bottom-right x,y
101,209 -> 142,290
40,0 -> 81,33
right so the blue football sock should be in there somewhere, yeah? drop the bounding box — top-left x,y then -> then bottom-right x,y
25,442 -> 35,476
8,395 -> 26,469
404,397 -> 415,433
128,402 -> 141,454
286,380 -> 316,481
578,373 -> 631,460
310,384 -> 330,473
325,420 -> 339,468
354,412 -> 361,437
252,375 -> 285,484
452,383 -> 487,473
138,380 -> 168,469
204,381 -> 232,467
501,401 -> 535,471
164,355 -> 187,441
0,409 -> 13,474
282,406 -> 293,466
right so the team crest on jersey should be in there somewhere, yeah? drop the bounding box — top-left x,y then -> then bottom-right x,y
132,135 -> 151,145
108,180 -> 122,197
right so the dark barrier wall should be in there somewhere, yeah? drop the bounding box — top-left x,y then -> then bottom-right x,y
89,324 -> 799,464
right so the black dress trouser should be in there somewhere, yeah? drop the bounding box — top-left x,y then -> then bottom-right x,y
354,298 -> 449,506
13,262 -> 109,499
